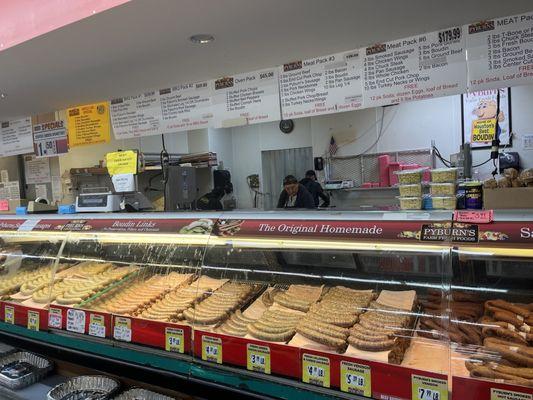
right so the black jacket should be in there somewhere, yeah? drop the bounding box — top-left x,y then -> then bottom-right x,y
300,178 -> 330,207
277,184 -> 315,209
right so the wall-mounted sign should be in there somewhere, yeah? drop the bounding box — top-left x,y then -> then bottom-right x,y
105,150 -> 138,176
67,102 -> 110,147
110,91 -> 162,139
0,117 -> 33,157
23,155 -> 51,184
32,120 -> 68,157
467,12 -> 533,91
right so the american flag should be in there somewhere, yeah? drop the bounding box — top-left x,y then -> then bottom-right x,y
328,136 -> 338,156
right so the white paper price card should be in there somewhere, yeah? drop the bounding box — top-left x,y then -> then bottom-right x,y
302,353 -> 330,388
340,360 -> 371,396
66,309 -> 86,333
88,314 -> 106,338
491,388 -> 532,400
4,305 -> 14,324
201,336 -> 222,364
165,327 -> 184,353
113,317 -> 132,342
110,91 -> 162,140
48,308 -> 62,329
27,310 -> 39,331
0,117 -> 33,157
246,343 -> 270,374
412,374 -> 448,400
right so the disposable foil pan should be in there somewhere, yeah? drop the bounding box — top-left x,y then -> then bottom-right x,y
114,388 -> 175,400
0,351 -> 53,389
0,343 -> 16,357
47,375 -> 120,400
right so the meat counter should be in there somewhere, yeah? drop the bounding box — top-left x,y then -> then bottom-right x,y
0,211 -> 531,400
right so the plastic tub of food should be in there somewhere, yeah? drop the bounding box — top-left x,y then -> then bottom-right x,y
430,196 -> 456,210
395,169 -> 426,184
47,375 -> 120,400
429,182 -> 456,196
0,351 -> 53,389
430,168 -> 457,183
398,196 -> 422,210
398,184 -> 422,197
114,388 -> 175,400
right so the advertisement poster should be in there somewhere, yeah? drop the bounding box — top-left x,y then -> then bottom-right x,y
0,117 -> 33,157
67,102 -> 111,147
32,120 -> 68,157
110,91 -> 162,139
462,88 -> 510,148
467,12 -> 533,91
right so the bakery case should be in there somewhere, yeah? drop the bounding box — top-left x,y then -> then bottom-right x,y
0,211 -> 531,399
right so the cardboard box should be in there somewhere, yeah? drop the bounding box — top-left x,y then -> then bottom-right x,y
483,187 -> 533,209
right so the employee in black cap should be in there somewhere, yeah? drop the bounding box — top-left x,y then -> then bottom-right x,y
277,175 -> 315,209
300,170 -> 330,207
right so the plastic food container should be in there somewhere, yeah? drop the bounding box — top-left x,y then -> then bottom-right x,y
429,182 -> 456,196
395,169 -> 425,184
114,388 -> 175,400
398,184 -> 422,197
431,196 -> 456,210
47,375 -> 120,400
430,168 -> 457,183
0,351 -> 53,389
398,196 -> 422,210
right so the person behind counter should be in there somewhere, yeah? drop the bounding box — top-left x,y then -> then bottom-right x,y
300,170 -> 330,207
277,175 -> 315,209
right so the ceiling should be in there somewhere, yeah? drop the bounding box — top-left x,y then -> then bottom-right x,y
1,0 -> 532,120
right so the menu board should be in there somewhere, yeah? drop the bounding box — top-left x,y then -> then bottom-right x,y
67,102 -> 110,147
110,91 -> 162,140
279,50 -> 363,119
159,80 -> 214,132
363,27 -> 466,107
0,117 -> 33,157
212,68 -> 280,128
467,12 -> 533,91
23,155 -> 51,184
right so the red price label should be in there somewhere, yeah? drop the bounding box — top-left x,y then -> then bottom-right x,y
0,200 -> 8,211
454,210 -> 493,224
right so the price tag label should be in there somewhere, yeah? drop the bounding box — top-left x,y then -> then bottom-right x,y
27,310 -> 39,331
201,336 -> 222,364
454,210 -> 493,224
165,327 -> 184,353
4,305 -> 14,324
412,375 -> 448,400
66,309 -> 86,333
491,388 -> 532,400
88,314 -> 106,338
0,200 -> 9,211
340,360 -> 371,396
247,343 -> 271,374
113,317 -> 131,342
302,353 -> 330,388
48,308 -> 62,329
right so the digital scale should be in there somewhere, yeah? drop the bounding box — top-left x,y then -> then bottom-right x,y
75,190 -> 122,213
324,180 -> 355,190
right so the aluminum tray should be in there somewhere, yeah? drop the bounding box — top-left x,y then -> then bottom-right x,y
0,343 -> 16,357
114,388 -> 175,400
47,375 -> 120,400
0,351 -> 53,389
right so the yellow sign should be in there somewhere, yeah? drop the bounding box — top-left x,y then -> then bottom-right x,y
4,305 -> 14,324
113,317 -> 132,342
201,336 -> 222,364
27,310 -> 39,331
412,374 -> 448,400
302,353 -> 330,388
247,343 -> 271,374
105,150 -> 138,176
340,360 -> 371,396
165,327 -> 184,353
89,314 -> 106,337
471,118 -> 497,143
491,388 -> 532,400
67,102 -> 110,147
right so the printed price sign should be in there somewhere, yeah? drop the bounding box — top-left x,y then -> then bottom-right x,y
302,353 -> 330,388
491,388 -> 532,400
66,309 -> 86,333
32,120 -> 68,157
165,327 -> 184,353
454,210 -> 493,224
88,314 -> 106,338
246,343 -> 271,374
27,310 -> 39,331
113,317 -> 132,342
412,375 -> 448,400
48,308 -> 62,329
0,200 -> 8,211
201,336 -> 222,364
340,360 -> 371,396
4,305 -> 14,324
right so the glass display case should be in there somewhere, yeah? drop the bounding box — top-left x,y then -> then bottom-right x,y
0,212 -> 531,400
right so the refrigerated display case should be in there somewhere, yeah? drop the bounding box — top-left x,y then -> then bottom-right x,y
0,211 -> 531,400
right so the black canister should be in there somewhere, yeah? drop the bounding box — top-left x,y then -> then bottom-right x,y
464,181 -> 483,209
